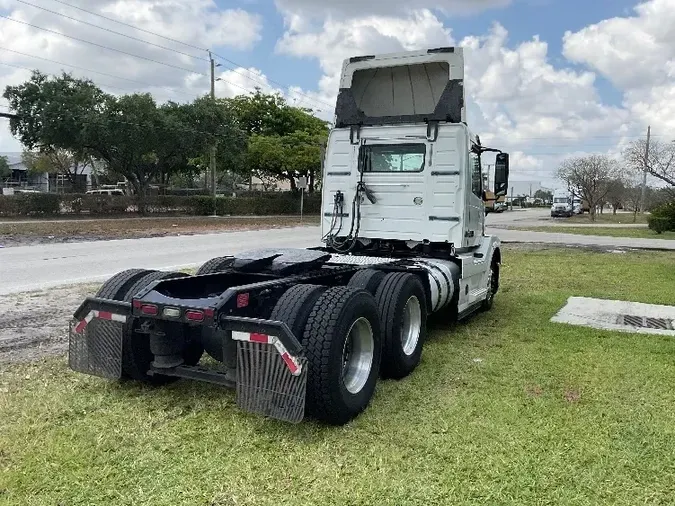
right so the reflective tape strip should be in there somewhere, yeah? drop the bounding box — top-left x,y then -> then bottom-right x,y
74,310 -> 127,334
74,311 -> 95,334
231,331 -> 302,376
270,337 -> 302,376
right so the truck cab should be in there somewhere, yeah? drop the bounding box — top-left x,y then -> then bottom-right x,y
322,47 -> 509,254
551,190 -> 573,218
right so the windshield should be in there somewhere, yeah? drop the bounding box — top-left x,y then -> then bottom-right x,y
554,198 -> 568,203
359,144 -> 426,173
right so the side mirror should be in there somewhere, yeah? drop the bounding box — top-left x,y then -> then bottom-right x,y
494,153 -> 509,197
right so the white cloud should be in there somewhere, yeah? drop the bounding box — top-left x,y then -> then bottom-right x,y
275,9 -> 635,186
0,0 -> 263,150
562,0 -> 675,134
275,0 -> 510,29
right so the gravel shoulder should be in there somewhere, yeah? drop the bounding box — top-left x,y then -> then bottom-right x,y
0,283 -> 99,366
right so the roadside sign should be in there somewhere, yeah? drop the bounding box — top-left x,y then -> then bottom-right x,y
298,176 -> 307,190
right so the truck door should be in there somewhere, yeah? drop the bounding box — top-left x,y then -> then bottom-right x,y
464,145 -> 484,248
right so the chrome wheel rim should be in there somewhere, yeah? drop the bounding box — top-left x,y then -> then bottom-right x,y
341,317 -> 374,394
401,296 -> 422,356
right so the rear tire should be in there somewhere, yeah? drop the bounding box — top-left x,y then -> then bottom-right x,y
96,269 -> 153,300
196,257 -> 234,275
348,269 -> 385,295
375,272 -> 427,379
270,284 -> 328,337
302,287 -> 382,425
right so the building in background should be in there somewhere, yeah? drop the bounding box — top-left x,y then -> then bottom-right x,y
0,152 -> 95,192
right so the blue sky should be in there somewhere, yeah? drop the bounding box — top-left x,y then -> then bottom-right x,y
1,0 -> 673,187
212,0 -> 637,109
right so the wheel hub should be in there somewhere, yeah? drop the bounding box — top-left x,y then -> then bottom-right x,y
401,296 -> 422,356
341,317 -> 374,394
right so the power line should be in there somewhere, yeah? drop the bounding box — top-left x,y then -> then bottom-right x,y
211,52 -> 334,111
15,0 -> 209,63
0,47 -> 201,101
47,0 -> 206,51
0,60 -> 195,101
38,0 -> 330,111
0,48 -> 265,105
0,15 -> 207,76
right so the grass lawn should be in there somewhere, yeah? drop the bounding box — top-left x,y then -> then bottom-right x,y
568,213 -> 649,225
2,246 -> 675,505
513,226 -> 675,240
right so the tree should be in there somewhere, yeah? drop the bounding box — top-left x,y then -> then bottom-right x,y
533,189 -> 553,202
0,155 -> 10,181
623,185 -> 644,223
21,149 -> 92,190
225,89 -> 328,191
557,155 -> 618,221
3,71 -> 108,156
623,138 -> 675,188
605,178 -> 627,214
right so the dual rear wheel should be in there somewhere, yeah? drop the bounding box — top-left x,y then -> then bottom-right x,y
270,270 -> 428,425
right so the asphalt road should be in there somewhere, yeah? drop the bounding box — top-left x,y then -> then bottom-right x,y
1,213 -> 673,295
0,226 -> 319,295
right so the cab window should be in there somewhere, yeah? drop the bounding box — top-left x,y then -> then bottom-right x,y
469,149 -> 482,197
359,144 -> 426,173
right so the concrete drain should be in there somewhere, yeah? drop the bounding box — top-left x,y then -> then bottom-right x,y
551,297 -> 675,337
618,315 -> 673,330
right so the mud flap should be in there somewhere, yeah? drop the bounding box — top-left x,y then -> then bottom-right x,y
69,317 -> 124,380
68,297 -> 131,380
235,341 -> 308,424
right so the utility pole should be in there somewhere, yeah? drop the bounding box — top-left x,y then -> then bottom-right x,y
640,125 -> 650,213
209,51 -> 218,217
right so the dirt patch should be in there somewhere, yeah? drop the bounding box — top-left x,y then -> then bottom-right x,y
0,216 -> 319,248
525,385 -> 544,397
564,389 -> 582,403
0,283 -> 99,366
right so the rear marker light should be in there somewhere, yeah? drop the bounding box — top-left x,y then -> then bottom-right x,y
236,293 -> 250,308
132,299 -> 142,309
185,310 -> 204,322
204,308 -> 215,318
141,304 -> 158,315
163,307 -> 181,318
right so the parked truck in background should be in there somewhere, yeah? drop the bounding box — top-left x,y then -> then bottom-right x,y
551,189 -> 574,218
67,47 -> 510,425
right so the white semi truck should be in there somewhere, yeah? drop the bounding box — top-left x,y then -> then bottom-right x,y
551,189 -> 574,218
68,47 -> 510,425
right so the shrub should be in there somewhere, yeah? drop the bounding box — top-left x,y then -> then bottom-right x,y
189,194 -> 321,216
0,191 -> 322,217
648,200 -> 675,234
0,193 -> 62,216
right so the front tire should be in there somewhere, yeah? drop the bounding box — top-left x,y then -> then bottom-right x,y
302,287 -> 382,425
481,259 -> 500,311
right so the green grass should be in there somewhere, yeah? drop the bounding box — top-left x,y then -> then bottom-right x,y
513,226 -> 675,240
2,247 -> 675,505
568,213 -> 649,224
